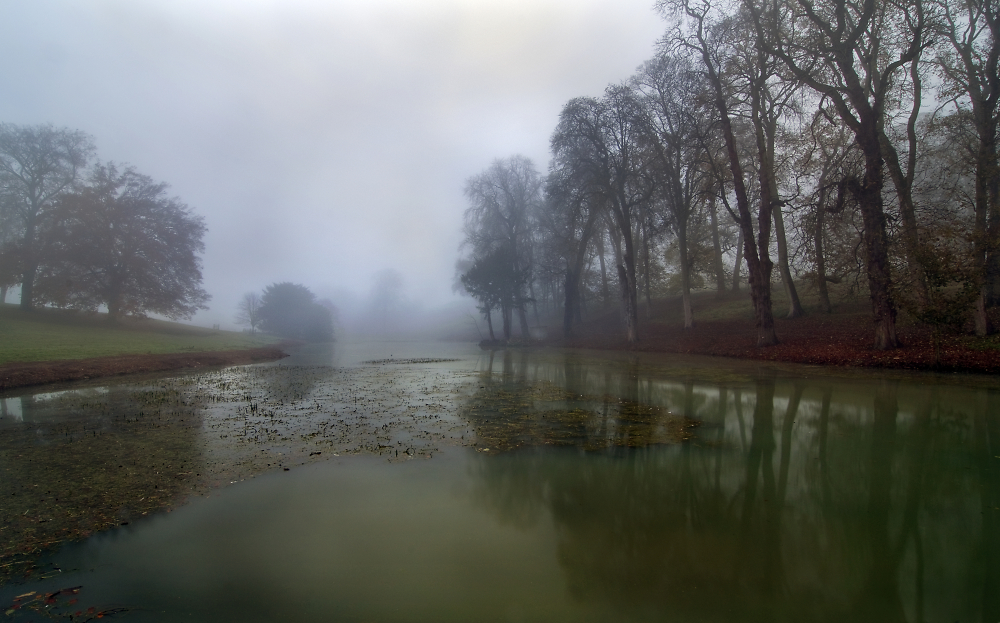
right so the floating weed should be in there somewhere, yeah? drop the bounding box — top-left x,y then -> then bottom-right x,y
361,358 -> 462,365
462,378 -> 700,452
1,361 -> 480,585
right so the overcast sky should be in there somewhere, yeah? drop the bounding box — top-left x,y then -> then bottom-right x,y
0,0 -> 665,329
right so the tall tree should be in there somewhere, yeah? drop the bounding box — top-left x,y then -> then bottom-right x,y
0,123 -> 94,310
757,0 -> 926,349
540,163 -> 602,337
36,163 -> 209,321
635,52 -> 713,329
463,156 -> 542,340
660,0 -> 780,346
551,88 -> 655,343
934,0 -> 1000,334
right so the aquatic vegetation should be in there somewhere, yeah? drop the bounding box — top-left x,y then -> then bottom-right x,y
461,377 -> 699,452
0,361 -> 480,585
361,358 -> 462,365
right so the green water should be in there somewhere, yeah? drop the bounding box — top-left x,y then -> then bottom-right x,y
1,343 -> 999,622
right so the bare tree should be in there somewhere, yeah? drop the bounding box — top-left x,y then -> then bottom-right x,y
660,0 -> 780,346
756,0 -> 926,349
0,124 -> 94,310
462,156 -> 542,340
635,52 -> 713,328
551,88 -> 655,343
933,0 -> 1000,334
540,162 -> 602,337
792,113 -> 863,313
236,292 -> 263,334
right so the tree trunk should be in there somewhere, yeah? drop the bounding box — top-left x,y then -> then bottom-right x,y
732,227 -> 744,292
856,121 -> 900,350
976,290 -> 990,337
678,221 -> 694,329
19,270 -> 35,311
773,205 -> 804,318
974,128 -> 995,334
485,307 -> 496,341
18,220 -> 37,311
517,304 -> 530,339
618,211 -> 640,344
597,232 -> 610,304
641,217 -> 653,318
814,195 -> 832,313
501,302 -> 511,341
972,106 -> 998,332
608,215 -> 639,344
745,58 -> 779,347
528,280 -> 540,325
879,55 -> 928,304
563,212 -> 598,337
618,262 -> 639,343
563,267 -> 577,338
709,193 -> 726,295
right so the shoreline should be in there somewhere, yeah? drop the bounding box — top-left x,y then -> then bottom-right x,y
2,309 -> 999,394
0,345 -> 290,392
544,309 -> 1000,375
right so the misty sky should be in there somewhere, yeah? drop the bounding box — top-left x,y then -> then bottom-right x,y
0,0 -> 665,328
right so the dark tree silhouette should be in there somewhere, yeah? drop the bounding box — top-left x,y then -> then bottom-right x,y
258,282 -> 334,342
461,246 -> 531,342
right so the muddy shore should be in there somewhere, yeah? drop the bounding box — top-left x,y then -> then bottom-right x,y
0,345 -> 290,392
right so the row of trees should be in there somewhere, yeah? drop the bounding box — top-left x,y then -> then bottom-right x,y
460,0 -> 1000,350
0,123 -> 209,321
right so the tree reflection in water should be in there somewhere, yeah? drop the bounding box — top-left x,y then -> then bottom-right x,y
464,351 -> 1000,622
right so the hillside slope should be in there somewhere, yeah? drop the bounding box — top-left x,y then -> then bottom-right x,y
0,305 -> 287,389
547,286 -> 1000,374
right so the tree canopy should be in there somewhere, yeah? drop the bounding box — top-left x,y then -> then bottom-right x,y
457,0 -> 1000,349
258,282 -> 334,342
0,123 -> 94,310
34,163 -> 210,321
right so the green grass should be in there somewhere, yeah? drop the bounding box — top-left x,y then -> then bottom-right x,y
0,304 -> 280,364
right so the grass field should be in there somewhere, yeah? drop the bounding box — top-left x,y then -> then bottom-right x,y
0,304 -> 279,364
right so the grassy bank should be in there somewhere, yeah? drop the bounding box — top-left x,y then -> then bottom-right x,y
0,304 -> 278,364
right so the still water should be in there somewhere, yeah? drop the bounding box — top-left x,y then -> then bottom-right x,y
2,342 -> 999,622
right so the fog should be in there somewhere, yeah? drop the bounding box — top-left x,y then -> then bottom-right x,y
0,0 -> 664,335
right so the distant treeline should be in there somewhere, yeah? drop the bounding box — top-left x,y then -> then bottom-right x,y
0,123 -> 209,321
459,0 -> 1000,349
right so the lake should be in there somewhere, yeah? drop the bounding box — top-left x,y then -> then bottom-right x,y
1,341 -> 998,622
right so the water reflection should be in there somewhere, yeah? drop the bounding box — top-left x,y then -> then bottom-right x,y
0,383 -> 205,582
466,357 -> 1000,622
465,350 -> 700,451
1,345 -> 998,621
